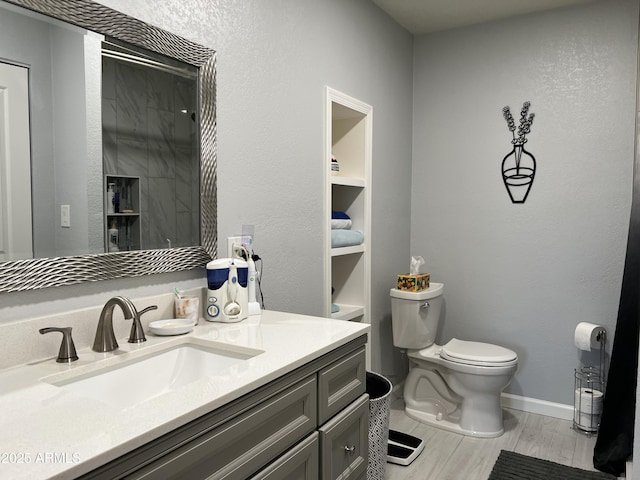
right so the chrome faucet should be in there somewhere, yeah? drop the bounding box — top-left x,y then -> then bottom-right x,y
92,296 -> 155,352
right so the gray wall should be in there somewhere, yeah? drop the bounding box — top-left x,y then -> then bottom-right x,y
410,0 -> 638,406
50,26 -> 93,256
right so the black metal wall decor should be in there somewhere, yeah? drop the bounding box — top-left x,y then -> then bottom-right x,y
501,102 -> 536,203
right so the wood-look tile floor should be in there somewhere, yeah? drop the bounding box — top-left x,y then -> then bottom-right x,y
385,399 -> 603,480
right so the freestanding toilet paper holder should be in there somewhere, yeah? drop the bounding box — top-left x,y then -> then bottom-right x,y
573,328 -> 606,436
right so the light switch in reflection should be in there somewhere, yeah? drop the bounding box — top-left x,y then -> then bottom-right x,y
61,205 -> 71,228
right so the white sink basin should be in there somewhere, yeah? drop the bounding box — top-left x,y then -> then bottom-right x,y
47,342 -> 262,409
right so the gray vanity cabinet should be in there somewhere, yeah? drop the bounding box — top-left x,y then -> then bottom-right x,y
79,335 -> 368,480
131,376 -> 317,479
319,394 -> 368,480
318,347 -> 366,424
250,432 -> 319,479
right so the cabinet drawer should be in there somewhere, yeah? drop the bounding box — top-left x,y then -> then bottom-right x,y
250,432 -> 319,480
319,394 -> 369,480
129,376 -> 317,480
318,347 -> 366,424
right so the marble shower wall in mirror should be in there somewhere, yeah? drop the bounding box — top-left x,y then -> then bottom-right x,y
102,49 -> 200,251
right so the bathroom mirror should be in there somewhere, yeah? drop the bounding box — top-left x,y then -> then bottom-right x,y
0,0 -> 217,292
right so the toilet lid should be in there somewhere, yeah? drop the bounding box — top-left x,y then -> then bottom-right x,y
441,338 -> 518,366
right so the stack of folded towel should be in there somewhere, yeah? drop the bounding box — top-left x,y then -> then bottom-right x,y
331,211 -> 364,248
331,286 -> 339,314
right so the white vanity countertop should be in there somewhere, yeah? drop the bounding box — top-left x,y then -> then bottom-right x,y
0,310 -> 369,480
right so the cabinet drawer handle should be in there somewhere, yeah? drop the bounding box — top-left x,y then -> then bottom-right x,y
344,445 -> 356,455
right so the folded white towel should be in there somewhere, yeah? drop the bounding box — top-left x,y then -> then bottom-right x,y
331,219 -> 352,230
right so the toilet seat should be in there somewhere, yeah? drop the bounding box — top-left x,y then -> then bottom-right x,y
440,338 -> 518,367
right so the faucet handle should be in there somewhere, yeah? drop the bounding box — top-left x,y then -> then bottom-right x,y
127,304 -> 157,344
138,305 -> 158,317
39,327 -> 79,363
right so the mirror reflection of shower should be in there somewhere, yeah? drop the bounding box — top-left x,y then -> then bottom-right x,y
101,40 -> 200,252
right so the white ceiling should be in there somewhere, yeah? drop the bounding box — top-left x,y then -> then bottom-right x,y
371,0 -> 601,34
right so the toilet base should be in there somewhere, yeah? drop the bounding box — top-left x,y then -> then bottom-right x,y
402,347 -> 515,439
405,405 -> 504,438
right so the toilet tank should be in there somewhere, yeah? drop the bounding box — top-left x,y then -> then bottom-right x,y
390,283 -> 444,349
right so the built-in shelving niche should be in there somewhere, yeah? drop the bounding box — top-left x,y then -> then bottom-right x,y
324,87 -> 372,366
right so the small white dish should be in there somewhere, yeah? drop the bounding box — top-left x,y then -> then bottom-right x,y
149,319 -> 195,336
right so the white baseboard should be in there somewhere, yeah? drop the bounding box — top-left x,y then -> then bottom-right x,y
393,385 -> 574,421
501,393 -> 574,420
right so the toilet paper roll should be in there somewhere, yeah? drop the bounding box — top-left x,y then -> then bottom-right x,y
574,388 -> 603,414
577,412 -> 600,432
574,322 -> 605,351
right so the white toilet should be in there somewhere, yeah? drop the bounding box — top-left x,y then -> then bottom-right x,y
390,283 -> 518,438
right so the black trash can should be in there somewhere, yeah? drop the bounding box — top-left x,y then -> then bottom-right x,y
366,371 -> 393,480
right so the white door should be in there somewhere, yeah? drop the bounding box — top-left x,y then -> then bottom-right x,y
0,61 -> 32,260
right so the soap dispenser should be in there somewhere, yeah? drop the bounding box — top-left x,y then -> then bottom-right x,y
108,220 -> 119,252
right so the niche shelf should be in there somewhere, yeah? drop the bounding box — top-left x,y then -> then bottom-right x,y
104,174 -> 141,252
331,245 -> 365,257
324,87 -> 372,365
331,176 -> 365,188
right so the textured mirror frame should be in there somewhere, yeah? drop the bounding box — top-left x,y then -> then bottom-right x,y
0,0 -> 216,292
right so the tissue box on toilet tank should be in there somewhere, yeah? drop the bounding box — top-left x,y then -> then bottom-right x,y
397,273 -> 430,292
